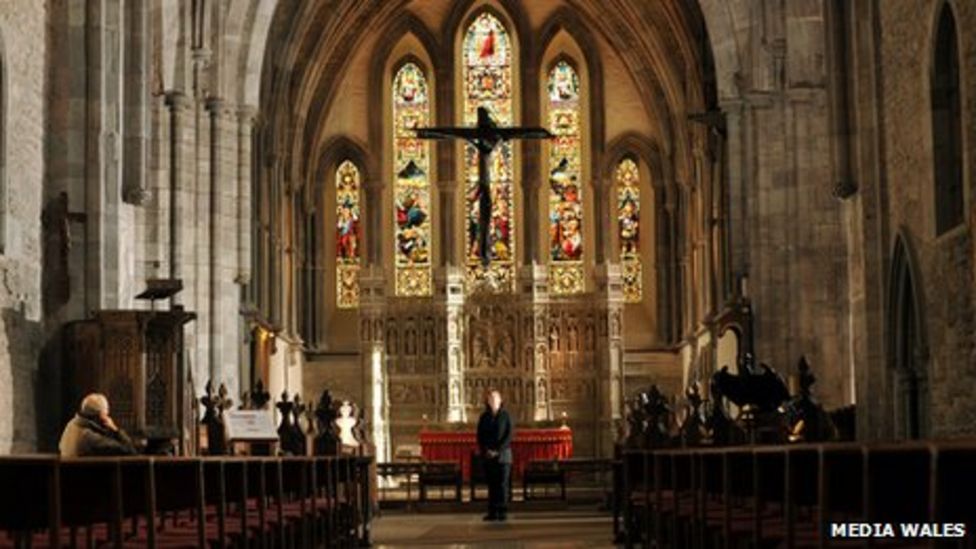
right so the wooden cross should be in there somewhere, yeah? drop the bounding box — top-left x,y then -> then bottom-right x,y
416,106 -> 552,266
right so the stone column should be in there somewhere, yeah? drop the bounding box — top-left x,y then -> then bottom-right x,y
442,266 -> 466,422
206,98 -> 227,386
364,180 -> 383,268
361,174 -> 389,459
360,266 -> 390,462
521,146 -> 543,266
206,98 -> 244,398
594,264 -> 624,458
165,91 -> 192,289
664,196 -> 680,341
592,176 -> 613,265
438,177 -> 458,268
122,0 -> 150,205
719,99 -> 748,288
236,106 -> 257,285
520,264 -> 551,422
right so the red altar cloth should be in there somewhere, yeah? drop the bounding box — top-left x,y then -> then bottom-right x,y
419,427 -> 573,479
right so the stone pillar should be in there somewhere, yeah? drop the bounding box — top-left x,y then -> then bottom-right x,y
594,264 -> 624,458
364,181 -> 383,268
206,98 -> 227,386
85,0 -> 127,308
521,155 -> 543,265
236,106 -> 257,285
592,176 -> 612,265
663,197 -> 680,341
442,266 -> 466,422
438,180 -> 457,268
520,264 -> 551,422
360,266 -> 389,462
360,170 -> 389,459
165,91 -> 192,288
719,99 -> 748,289
121,0 -> 150,205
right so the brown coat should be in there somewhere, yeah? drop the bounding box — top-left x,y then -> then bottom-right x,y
59,414 -> 137,457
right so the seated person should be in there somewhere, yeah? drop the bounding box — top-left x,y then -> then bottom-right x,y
59,393 -> 138,457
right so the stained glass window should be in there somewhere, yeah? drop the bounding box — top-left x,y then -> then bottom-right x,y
463,12 -> 515,292
393,62 -> 433,296
547,60 -> 584,294
616,156 -> 642,303
335,160 -> 362,309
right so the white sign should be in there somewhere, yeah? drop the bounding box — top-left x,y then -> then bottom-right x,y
224,410 -> 278,442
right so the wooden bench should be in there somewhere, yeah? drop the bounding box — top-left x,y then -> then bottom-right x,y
418,461 -> 462,503
0,454 -> 371,549
522,460 -> 566,501
617,441 -> 976,549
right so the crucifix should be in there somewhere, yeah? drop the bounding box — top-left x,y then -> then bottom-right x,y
416,106 -> 553,266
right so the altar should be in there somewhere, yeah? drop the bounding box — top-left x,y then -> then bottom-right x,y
419,427 -> 574,479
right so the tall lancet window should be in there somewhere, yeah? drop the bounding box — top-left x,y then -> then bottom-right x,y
393,61 -> 433,296
932,4 -> 963,235
335,160 -> 362,309
547,60 -> 583,294
616,156 -> 642,303
463,12 -> 516,292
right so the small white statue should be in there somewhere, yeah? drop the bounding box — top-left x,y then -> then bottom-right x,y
335,401 -> 359,447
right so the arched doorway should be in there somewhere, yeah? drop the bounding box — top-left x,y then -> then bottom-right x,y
888,234 -> 928,439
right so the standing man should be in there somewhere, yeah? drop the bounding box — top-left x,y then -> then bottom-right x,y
477,388 -> 514,521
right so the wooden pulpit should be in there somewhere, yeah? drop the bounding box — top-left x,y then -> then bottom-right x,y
64,280 -> 196,454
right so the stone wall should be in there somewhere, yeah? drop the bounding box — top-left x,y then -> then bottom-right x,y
848,0 -> 976,439
708,0 -> 852,411
0,0 -> 48,453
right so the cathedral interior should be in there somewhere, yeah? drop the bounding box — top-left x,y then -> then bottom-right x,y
1,0 -> 976,545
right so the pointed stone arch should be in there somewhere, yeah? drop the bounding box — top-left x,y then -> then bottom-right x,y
930,0 -> 966,235
887,231 -> 929,439
606,133 -> 676,344
367,13 -> 441,180
301,136 -> 373,347
537,7 -> 606,169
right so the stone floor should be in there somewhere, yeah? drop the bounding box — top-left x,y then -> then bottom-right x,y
372,510 -> 617,548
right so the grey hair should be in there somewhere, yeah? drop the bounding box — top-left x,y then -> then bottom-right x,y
80,393 -> 109,416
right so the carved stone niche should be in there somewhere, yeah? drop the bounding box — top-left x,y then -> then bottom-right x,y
386,319 -> 399,354
404,319 -> 417,356
567,321 -> 579,352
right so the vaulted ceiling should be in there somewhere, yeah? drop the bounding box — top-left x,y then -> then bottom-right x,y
256,0 -> 716,194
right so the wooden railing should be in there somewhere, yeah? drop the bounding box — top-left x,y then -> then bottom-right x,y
0,455 -> 372,549
376,457 -> 615,508
614,441 -> 976,548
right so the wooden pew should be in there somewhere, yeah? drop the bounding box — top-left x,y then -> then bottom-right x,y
218,458 -> 249,549
61,458 -> 125,548
618,449 -> 646,546
932,442 -> 976,537
0,455 -> 373,549
0,456 -> 60,549
417,461 -> 462,503
280,457 -> 312,548
522,460 -> 566,501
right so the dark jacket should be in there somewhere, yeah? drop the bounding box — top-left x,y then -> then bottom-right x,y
59,413 -> 138,457
477,406 -> 514,464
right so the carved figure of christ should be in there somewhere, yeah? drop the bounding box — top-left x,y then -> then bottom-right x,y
415,106 -> 552,266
